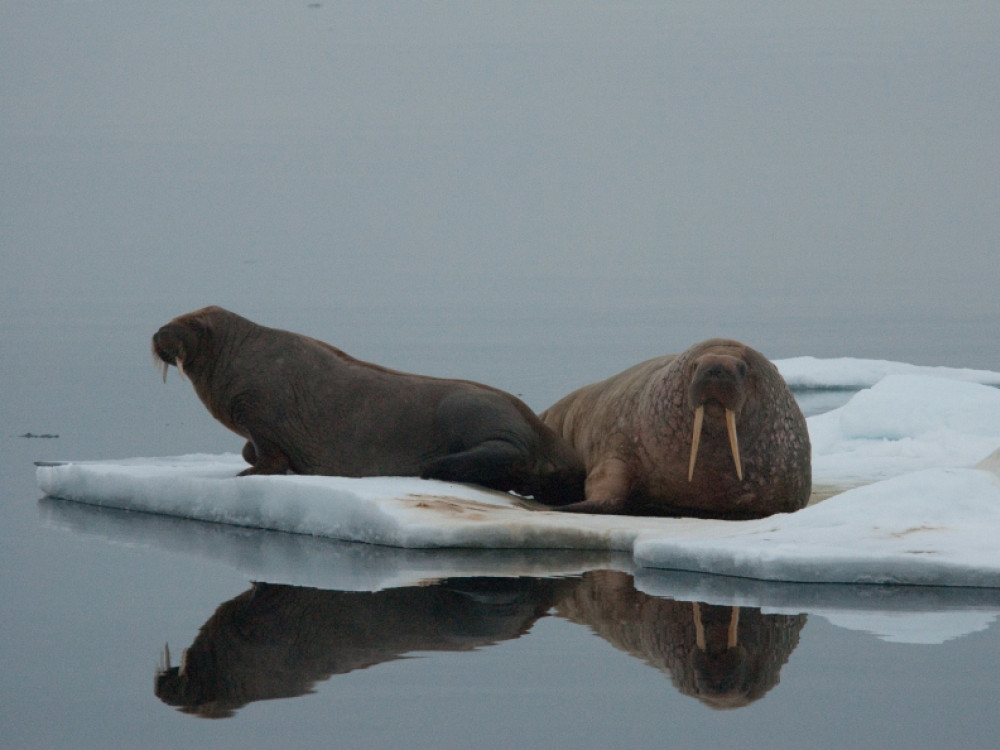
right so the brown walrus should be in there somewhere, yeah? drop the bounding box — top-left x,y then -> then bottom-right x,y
151,306 -> 584,505
539,338 -> 811,518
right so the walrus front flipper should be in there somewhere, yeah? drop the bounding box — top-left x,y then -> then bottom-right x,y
557,458 -> 632,515
237,436 -> 292,476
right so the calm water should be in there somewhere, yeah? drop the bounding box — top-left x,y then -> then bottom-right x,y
3,3 -> 1000,748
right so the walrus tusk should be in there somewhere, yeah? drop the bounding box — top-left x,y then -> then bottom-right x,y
727,606 -> 740,649
161,643 -> 171,671
688,406 -> 704,481
726,408 -> 742,481
692,602 -> 706,650
157,360 -> 168,383
176,357 -> 187,381
688,406 -> 742,481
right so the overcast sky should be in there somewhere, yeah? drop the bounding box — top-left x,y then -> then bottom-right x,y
3,2 -> 998,367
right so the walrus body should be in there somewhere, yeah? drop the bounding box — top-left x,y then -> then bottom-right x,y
540,338 -> 810,518
152,306 -> 584,505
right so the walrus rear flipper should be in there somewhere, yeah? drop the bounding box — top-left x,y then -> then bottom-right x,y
421,440 -> 536,497
420,388 -> 541,499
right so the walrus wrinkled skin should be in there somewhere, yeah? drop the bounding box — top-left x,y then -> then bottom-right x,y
540,338 -> 811,518
151,306 -> 584,504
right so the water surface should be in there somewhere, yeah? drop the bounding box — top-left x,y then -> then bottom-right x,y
3,3 -> 1000,748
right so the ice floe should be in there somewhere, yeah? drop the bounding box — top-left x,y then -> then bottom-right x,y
35,356 -> 1000,588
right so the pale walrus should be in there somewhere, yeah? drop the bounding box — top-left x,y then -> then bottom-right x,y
151,306 -> 585,505
539,338 -> 811,518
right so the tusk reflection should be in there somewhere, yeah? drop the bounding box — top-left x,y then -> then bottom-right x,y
692,601 -> 706,650
693,603 -> 741,651
727,606 -> 740,649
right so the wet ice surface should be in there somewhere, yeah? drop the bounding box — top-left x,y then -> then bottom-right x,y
38,357 -> 1000,588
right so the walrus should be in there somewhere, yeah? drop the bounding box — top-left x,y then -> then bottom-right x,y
539,338 -> 811,518
151,306 -> 584,505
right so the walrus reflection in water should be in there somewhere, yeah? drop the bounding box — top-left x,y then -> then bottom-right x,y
540,338 -> 811,518
556,570 -> 806,709
155,572 -> 804,717
151,306 -> 584,505
155,578 -> 568,718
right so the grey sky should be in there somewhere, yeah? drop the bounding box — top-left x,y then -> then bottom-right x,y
3,2 -> 998,364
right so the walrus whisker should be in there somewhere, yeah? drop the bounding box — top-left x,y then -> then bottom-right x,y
725,408 -> 742,481
727,606 -> 740,649
688,405 -> 704,481
692,602 -> 706,650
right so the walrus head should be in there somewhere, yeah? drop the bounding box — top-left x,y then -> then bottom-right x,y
685,353 -> 748,482
152,308 -> 219,383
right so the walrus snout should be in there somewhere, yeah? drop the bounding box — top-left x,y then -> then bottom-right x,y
152,326 -> 190,382
687,354 -> 747,483
688,355 -> 748,410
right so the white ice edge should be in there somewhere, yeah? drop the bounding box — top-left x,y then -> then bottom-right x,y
775,355 -> 1000,390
